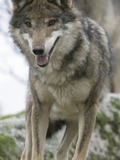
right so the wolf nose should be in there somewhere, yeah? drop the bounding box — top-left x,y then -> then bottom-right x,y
33,49 -> 44,55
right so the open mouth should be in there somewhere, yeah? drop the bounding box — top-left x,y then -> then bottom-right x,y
36,37 -> 60,67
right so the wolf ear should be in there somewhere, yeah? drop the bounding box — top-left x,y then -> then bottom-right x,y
48,0 -> 73,9
11,0 -> 26,9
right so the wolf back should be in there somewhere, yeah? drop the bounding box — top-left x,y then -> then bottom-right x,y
75,0 -> 120,92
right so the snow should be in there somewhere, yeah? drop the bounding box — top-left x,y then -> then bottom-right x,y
0,0 -> 28,115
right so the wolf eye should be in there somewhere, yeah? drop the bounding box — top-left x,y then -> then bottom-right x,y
48,19 -> 57,27
25,21 -> 32,28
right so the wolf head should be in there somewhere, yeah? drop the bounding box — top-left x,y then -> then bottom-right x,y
10,0 -> 80,67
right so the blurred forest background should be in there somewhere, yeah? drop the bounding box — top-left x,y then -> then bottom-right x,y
0,0 -> 28,115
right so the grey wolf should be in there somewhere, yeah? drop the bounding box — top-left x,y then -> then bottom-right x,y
10,0 -> 113,160
75,0 -> 120,93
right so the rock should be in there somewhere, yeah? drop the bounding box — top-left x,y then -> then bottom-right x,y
0,95 -> 120,160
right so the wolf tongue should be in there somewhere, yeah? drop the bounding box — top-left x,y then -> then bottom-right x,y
36,55 -> 49,66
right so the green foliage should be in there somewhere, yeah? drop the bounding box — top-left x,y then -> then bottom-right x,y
111,98 -> 120,110
97,111 -> 111,126
0,134 -> 20,160
96,98 -> 120,159
88,154 -> 109,160
0,111 -> 25,120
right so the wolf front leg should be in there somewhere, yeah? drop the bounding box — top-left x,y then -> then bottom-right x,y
55,121 -> 78,160
21,96 -> 33,160
72,105 -> 97,160
31,100 -> 50,160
